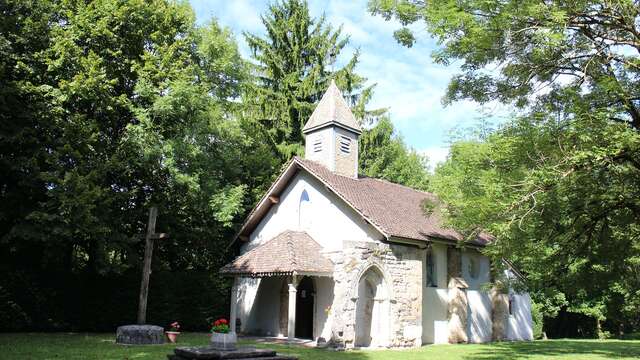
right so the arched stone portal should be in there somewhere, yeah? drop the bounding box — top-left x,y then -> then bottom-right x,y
355,267 -> 389,347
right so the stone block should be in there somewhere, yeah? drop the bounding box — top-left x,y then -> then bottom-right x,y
116,324 -> 164,345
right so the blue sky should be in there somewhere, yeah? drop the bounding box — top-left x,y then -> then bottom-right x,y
189,0 -> 504,167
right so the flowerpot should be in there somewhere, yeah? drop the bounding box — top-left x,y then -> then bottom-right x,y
210,332 -> 237,351
166,331 -> 180,343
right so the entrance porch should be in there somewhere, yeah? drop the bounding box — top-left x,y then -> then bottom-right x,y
220,231 -> 335,342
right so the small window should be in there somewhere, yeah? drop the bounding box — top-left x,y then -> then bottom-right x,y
298,190 -> 311,229
313,137 -> 322,152
426,247 -> 437,287
468,258 -> 479,279
339,135 -> 350,154
508,295 -> 515,315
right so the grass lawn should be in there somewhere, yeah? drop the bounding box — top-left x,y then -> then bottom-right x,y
1,333 -> 640,360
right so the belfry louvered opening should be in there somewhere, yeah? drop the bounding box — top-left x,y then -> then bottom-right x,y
313,137 -> 322,152
339,135 -> 351,154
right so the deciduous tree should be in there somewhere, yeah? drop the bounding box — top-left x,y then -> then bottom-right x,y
371,0 -> 640,333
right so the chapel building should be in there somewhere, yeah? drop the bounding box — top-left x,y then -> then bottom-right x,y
220,81 -> 533,348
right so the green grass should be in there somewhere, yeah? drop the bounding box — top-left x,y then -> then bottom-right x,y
1,333 -> 640,360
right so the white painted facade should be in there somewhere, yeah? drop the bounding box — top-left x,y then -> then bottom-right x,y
507,293 -> 534,341
245,171 -> 380,253
422,243 -> 449,344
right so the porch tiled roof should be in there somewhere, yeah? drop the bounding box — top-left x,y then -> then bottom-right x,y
220,230 -> 333,277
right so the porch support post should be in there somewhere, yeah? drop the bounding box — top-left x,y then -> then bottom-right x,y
287,275 -> 298,340
230,277 -> 238,334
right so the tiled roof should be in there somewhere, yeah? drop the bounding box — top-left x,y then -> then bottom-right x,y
302,80 -> 361,134
220,230 -> 333,277
233,157 -> 492,248
295,157 -> 491,246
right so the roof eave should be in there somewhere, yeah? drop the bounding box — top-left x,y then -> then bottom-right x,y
302,121 -> 362,135
386,236 -> 429,248
219,270 -> 333,278
227,158 -> 301,249
386,234 -> 487,249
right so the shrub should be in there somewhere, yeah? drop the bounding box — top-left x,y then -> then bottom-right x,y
531,301 -> 544,339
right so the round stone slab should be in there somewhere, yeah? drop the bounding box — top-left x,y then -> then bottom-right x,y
116,324 -> 165,345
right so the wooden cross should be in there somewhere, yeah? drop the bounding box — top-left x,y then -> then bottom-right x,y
137,206 -> 169,325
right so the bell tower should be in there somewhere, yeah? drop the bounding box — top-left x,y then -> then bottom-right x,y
303,80 -> 361,178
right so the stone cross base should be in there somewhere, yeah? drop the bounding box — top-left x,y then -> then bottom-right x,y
167,346 -> 298,360
116,324 -> 164,345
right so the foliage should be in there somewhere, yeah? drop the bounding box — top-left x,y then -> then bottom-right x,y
244,0 -> 385,160
531,301 -> 544,340
359,117 -> 430,190
0,269 -> 228,332
0,0 -> 277,330
372,0 -> 640,334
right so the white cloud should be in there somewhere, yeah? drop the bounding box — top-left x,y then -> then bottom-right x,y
420,146 -> 450,171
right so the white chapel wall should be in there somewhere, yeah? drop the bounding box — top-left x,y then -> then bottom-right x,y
237,277 -> 281,336
246,171 -> 381,252
314,277 -> 335,341
422,243 -> 449,344
466,290 -> 492,343
507,292 -> 534,341
461,249 -> 492,343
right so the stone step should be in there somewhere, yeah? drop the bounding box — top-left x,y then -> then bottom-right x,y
169,356 -> 297,360
169,346 -> 297,360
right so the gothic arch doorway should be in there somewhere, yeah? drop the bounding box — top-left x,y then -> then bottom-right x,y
355,266 -> 389,347
295,276 -> 315,339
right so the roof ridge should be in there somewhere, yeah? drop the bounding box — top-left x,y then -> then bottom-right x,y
298,157 -> 435,196
285,231 -> 297,269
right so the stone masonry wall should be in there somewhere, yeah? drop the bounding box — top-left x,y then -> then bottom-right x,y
334,134 -> 357,178
326,240 -> 423,348
491,288 -> 509,341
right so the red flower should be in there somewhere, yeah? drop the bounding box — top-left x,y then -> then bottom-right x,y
219,319 -> 227,324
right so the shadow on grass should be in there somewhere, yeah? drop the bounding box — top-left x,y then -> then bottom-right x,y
240,340 -> 371,360
461,339 -> 640,359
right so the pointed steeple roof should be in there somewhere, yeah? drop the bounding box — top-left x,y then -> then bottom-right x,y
302,80 -> 362,134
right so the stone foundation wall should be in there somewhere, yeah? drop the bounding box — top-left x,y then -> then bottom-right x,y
327,240 -> 423,348
491,289 -> 509,341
